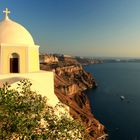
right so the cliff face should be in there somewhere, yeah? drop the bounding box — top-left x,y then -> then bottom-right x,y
40,54 -> 107,139
54,65 -> 107,139
55,65 -> 94,94
40,54 -> 58,64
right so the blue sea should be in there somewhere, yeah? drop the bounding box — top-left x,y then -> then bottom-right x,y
84,63 -> 140,140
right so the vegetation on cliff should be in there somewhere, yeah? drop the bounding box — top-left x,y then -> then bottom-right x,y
0,79 -> 90,140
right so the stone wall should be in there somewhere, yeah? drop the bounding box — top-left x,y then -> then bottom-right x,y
0,71 -> 58,107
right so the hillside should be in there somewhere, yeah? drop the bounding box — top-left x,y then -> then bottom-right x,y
40,54 -> 107,139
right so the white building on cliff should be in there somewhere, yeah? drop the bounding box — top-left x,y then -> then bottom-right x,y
0,8 -> 61,108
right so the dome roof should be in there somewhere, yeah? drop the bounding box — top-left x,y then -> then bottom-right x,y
0,10 -> 34,45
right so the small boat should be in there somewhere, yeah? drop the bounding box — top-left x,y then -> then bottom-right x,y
120,96 -> 125,100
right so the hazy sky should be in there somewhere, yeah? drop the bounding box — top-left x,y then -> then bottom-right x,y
1,0 -> 140,57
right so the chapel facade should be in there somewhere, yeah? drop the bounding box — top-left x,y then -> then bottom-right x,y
0,8 -> 40,74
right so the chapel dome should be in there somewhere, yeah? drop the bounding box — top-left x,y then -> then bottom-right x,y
0,10 -> 35,45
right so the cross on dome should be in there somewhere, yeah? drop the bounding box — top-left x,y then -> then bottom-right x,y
3,8 -> 10,19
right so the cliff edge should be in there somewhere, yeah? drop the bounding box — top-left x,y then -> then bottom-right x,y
54,66 -> 107,139
40,54 -> 107,139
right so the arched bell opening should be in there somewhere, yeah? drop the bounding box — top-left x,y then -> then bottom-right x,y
10,53 -> 19,73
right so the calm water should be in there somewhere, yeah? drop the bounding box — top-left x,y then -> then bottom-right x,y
84,63 -> 140,140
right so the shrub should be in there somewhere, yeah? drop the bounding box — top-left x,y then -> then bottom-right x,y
0,79 -> 90,140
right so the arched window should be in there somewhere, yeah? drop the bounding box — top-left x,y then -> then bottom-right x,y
10,53 -> 19,73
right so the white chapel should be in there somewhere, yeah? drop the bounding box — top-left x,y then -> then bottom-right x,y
0,8 -> 64,109
0,8 -> 39,74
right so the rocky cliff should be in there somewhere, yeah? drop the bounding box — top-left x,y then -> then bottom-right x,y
40,56 -> 107,139
54,66 -> 107,139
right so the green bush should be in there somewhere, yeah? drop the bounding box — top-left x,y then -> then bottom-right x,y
0,79 -> 90,140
